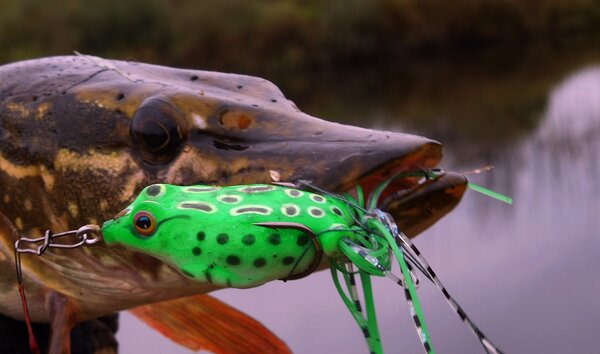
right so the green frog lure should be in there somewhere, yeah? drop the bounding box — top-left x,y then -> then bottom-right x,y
14,170 -> 506,353
97,172 -> 505,354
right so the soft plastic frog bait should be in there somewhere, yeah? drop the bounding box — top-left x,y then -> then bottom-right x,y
97,177 -> 504,354
102,182 -> 354,287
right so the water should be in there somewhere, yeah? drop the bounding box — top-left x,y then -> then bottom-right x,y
118,49 -> 600,354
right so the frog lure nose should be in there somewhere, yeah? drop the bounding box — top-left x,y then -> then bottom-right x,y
101,181 -> 504,354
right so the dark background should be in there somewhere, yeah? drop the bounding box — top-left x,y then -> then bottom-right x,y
2,1 -> 599,353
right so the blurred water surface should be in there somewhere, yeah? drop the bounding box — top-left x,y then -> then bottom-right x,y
118,46 -> 600,353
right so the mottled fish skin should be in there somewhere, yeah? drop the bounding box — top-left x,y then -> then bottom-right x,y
0,55 -> 451,326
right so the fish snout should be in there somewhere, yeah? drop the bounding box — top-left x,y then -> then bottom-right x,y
184,108 -> 443,189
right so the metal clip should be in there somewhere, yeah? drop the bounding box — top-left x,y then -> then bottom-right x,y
14,224 -> 102,256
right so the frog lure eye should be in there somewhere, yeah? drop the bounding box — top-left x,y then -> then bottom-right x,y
133,211 -> 157,236
14,170 -> 509,354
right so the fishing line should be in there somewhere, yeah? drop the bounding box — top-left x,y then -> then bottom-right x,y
11,225 -> 101,354
12,230 -> 41,354
460,165 -> 495,175
296,180 -> 367,213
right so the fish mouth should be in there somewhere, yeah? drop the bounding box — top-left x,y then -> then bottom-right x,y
262,137 -> 467,238
271,133 -> 467,238
351,167 -> 468,237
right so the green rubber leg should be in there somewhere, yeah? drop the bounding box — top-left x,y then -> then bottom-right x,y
330,260 -> 384,354
468,183 -> 513,204
355,184 -> 365,208
367,219 -> 435,354
360,270 -> 383,353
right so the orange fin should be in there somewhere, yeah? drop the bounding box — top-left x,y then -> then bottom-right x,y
129,294 -> 291,354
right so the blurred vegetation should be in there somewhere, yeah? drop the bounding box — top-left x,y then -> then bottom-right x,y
0,0 -> 599,75
0,0 -> 599,148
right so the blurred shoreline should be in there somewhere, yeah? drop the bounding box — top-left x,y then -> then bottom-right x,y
1,0 -> 599,73
2,0 -> 599,157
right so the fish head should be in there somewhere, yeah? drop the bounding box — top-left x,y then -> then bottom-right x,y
0,56 -> 466,320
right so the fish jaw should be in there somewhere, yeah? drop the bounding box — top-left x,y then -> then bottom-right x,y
378,171 -> 468,236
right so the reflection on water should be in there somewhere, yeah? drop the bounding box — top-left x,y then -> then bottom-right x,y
119,59 -> 600,353
410,65 -> 600,354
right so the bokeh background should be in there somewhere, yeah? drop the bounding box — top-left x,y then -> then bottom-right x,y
2,0 -> 599,353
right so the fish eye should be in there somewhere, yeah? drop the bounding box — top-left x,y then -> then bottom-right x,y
131,98 -> 186,164
133,211 -> 156,236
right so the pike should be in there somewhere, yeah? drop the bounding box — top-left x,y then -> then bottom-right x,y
0,55 -> 467,353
